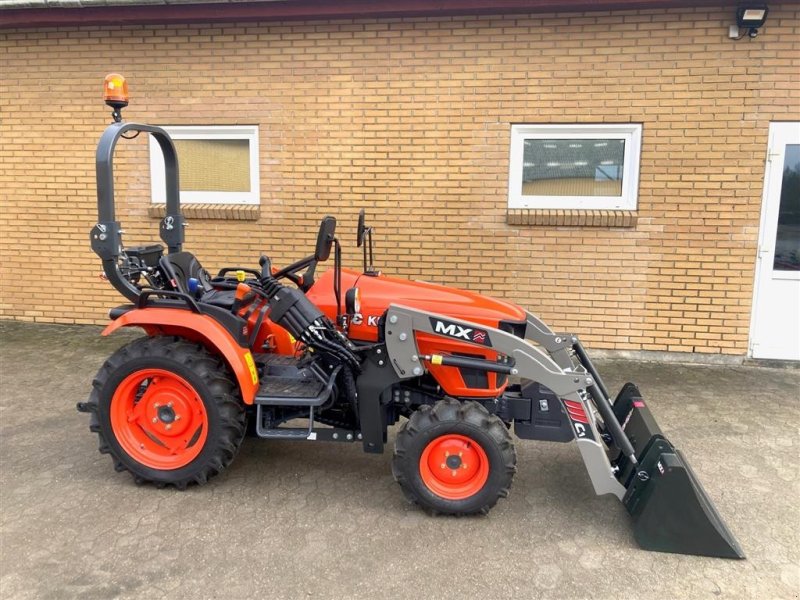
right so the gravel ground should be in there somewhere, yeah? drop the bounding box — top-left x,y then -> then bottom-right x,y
1,321 -> 798,600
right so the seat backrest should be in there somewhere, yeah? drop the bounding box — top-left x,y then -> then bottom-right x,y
159,252 -> 213,295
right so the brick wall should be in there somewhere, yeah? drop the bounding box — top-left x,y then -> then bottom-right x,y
1,6 -> 798,353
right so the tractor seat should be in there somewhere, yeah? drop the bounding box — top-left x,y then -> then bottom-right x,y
200,289 -> 236,309
159,252 -> 239,309
159,252 -> 214,295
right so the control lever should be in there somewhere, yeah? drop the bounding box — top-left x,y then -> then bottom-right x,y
259,255 -> 272,282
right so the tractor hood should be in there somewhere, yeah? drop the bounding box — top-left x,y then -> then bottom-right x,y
306,269 -> 527,343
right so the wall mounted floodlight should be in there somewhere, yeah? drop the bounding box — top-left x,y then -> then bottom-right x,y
730,5 -> 769,39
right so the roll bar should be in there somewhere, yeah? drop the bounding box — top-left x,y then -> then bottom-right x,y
90,121 -> 185,303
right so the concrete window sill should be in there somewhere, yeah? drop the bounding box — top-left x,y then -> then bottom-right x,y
148,204 -> 260,221
507,209 -> 637,227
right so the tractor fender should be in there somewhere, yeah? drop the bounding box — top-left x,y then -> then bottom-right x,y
102,307 -> 259,404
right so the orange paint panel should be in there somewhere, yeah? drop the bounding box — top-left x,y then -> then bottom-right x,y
252,318 -> 298,356
307,267 -> 521,398
102,308 -> 259,404
416,332 -> 508,398
307,268 -> 526,343
235,298 -> 298,356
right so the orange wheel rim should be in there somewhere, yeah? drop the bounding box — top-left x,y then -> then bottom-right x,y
110,368 -> 208,470
419,434 -> 490,500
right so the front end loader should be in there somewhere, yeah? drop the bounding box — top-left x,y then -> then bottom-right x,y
78,75 -> 743,559
380,305 -> 744,558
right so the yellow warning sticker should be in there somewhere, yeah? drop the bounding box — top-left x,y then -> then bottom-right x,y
244,351 -> 258,384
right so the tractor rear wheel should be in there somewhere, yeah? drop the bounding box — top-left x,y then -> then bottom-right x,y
86,336 -> 246,489
392,398 -> 516,515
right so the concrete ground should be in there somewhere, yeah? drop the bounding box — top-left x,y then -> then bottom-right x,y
0,321 -> 798,600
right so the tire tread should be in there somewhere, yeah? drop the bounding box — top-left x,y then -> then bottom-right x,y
392,398 -> 516,515
84,335 -> 246,489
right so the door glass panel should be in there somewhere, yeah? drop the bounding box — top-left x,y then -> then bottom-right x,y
774,144 -> 800,271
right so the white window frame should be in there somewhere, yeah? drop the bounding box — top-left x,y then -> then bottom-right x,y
508,123 -> 642,210
149,125 -> 260,205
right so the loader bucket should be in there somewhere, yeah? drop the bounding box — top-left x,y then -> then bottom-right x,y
613,384 -> 745,559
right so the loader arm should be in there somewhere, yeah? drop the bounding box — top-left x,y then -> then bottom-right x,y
382,304 -> 744,559
384,304 -> 627,498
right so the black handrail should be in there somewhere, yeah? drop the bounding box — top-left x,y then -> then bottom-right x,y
90,121 -> 185,303
216,267 -> 262,279
136,290 -> 201,313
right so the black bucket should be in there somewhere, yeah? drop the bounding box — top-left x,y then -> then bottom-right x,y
613,384 -> 745,559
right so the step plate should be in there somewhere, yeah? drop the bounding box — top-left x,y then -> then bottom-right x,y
258,376 -> 324,400
255,354 -> 300,367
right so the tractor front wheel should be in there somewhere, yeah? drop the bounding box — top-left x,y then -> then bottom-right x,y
86,336 -> 246,489
392,399 -> 516,515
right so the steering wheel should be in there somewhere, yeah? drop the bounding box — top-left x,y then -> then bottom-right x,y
257,216 -> 336,290
271,256 -> 313,287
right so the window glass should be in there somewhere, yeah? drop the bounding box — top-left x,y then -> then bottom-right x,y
774,144 -> 800,271
521,139 -> 625,198
173,139 -> 251,193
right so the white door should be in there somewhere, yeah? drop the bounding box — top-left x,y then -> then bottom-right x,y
750,122 -> 800,360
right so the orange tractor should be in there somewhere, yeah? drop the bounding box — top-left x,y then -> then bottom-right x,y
78,75 -> 743,558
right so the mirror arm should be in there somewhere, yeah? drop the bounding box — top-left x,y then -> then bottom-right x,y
333,238 -> 343,326
362,229 -> 369,273
368,227 -> 375,273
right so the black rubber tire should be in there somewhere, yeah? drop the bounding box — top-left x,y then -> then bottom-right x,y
85,336 -> 247,489
392,398 -> 516,515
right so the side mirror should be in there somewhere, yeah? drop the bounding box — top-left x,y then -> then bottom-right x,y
357,208 -> 366,248
315,216 -> 336,262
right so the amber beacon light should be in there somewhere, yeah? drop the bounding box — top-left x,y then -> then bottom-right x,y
103,73 -> 129,122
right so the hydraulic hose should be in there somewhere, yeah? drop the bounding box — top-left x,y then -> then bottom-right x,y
257,273 -> 361,371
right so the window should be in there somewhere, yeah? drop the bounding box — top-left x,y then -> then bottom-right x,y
508,124 -> 642,210
150,126 -> 260,205
774,143 -> 800,271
